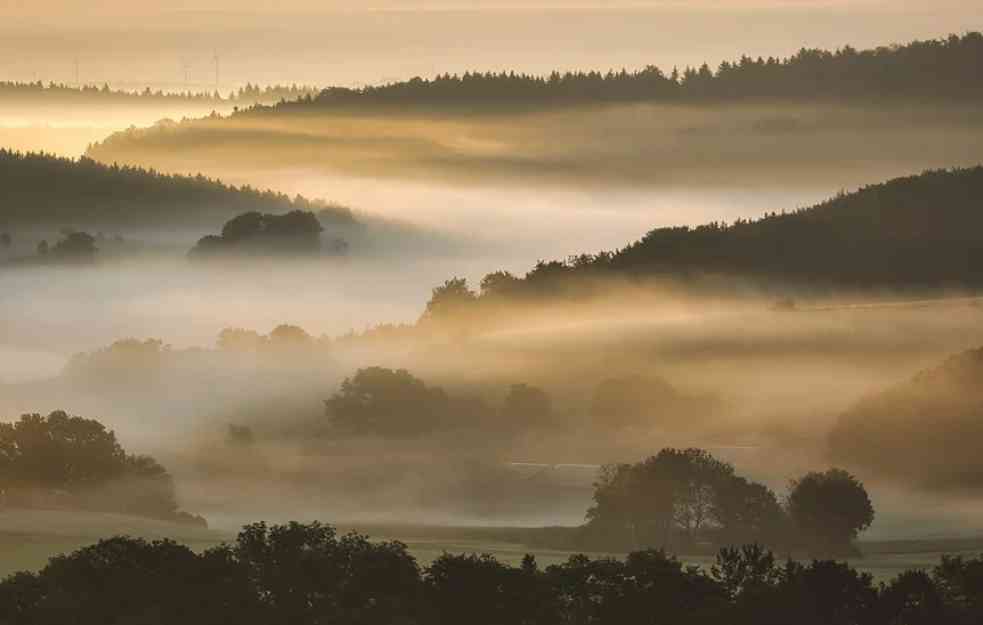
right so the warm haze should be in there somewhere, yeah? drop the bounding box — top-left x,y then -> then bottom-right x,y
2,4 -> 983,624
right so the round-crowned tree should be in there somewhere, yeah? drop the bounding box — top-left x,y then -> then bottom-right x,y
787,468 -> 874,556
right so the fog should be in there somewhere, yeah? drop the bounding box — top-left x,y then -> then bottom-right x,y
5,99 -> 983,537
3,10 -> 983,557
0,101 -> 236,158
5,259 -> 983,537
87,102 -> 983,193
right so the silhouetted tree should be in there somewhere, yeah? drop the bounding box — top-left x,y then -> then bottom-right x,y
233,521 -> 421,625
787,468 -> 874,556
420,277 -> 477,327
1,519 -> 980,625
190,210 -> 328,257
325,367 -> 450,437
479,270 -> 521,298
0,410 -> 194,523
878,569 -> 946,625
932,554 -> 983,624
587,449 -> 787,551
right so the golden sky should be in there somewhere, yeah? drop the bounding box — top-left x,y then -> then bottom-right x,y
2,1 -> 979,90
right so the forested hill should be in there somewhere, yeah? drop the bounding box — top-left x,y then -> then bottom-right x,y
431,168 -> 983,307
0,150 -> 355,230
605,167 -> 983,288
263,32 -> 981,112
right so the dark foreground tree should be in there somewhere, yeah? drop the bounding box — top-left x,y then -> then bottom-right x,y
3,521 -> 983,625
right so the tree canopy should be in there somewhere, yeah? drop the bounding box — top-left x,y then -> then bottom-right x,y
787,469 -> 875,557
586,449 -> 787,552
585,449 -> 870,556
0,410 -> 201,524
189,210 -> 333,258
325,367 -> 453,438
3,519 -> 981,625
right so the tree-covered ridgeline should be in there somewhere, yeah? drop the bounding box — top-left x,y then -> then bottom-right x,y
254,32 -> 983,113
0,149 -> 356,229
415,167 -> 983,324
0,80 -> 319,107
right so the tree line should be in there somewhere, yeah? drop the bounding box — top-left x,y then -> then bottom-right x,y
0,149 -> 356,230
254,32 -> 983,113
2,519 -> 981,625
0,80 -> 319,107
411,167 -> 983,333
0,410 -> 203,526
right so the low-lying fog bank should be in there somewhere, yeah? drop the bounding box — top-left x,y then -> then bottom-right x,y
4,286 -> 983,536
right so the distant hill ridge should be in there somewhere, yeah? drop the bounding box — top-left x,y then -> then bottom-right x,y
0,149 -> 355,231
442,167 -> 983,295
0,81 -> 319,107
607,166 -> 983,287
253,32 -> 983,112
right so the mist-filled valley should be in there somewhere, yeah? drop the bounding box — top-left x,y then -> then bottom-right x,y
4,16 -> 983,622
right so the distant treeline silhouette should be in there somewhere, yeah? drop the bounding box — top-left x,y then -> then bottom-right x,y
2,520 -> 981,625
0,150 -> 355,230
257,32 -> 983,112
0,80 -> 318,107
412,167 -> 983,328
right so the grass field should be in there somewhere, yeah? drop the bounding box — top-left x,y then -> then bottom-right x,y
3,510 -> 982,582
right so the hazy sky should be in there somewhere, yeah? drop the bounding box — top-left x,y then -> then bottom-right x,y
2,1 -> 980,90
6,1 -> 981,12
